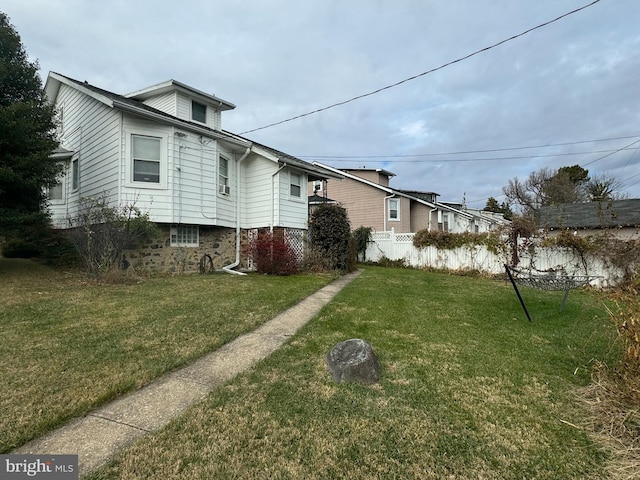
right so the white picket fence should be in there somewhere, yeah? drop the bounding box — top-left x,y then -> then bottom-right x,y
364,230 -> 623,288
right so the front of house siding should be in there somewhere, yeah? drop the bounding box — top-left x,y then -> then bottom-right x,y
277,168 -> 308,230
50,84 -> 121,227
323,177 -> 412,232
241,155 -> 277,228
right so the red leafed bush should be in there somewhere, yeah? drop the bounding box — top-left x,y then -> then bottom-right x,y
249,231 -> 299,275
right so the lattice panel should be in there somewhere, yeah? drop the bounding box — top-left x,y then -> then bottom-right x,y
285,228 -> 306,263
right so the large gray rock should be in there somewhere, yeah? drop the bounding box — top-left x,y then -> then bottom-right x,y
326,339 -> 380,384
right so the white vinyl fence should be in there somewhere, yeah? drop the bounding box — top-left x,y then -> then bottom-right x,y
364,230 -> 624,288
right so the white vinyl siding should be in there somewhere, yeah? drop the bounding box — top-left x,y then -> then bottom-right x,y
50,84 -> 121,225
277,167 -> 308,229
139,92 -> 177,116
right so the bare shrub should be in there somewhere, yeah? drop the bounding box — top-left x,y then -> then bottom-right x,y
66,195 -> 159,276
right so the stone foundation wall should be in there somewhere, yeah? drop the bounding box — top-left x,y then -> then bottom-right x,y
124,226 -> 243,274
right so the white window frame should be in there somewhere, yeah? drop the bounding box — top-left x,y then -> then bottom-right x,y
170,225 -> 199,247
388,198 -> 399,221
126,130 -> 167,189
191,100 -> 207,124
48,173 -> 65,204
218,155 -> 230,195
438,212 -> 450,232
290,171 -> 301,198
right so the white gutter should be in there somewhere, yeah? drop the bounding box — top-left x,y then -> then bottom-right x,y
223,147 -> 251,275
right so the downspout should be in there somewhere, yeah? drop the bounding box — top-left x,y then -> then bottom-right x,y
428,206 -> 438,231
271,162 -> 287,232
223,147 -> 251,275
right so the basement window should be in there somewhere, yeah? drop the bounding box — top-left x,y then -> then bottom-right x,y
170,225 -> 199,247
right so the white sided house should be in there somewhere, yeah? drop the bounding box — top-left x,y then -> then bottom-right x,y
44,73 -> 336,272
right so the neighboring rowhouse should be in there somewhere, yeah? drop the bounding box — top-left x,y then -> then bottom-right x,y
44,72 -> 336,272
309,163 -> 507,233
538,199 -> 640,239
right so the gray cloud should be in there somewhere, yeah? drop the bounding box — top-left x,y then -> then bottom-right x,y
5,0 -> 640,207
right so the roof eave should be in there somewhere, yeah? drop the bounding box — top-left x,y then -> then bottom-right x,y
112,100 -> 250,148
126,80 -> 236,111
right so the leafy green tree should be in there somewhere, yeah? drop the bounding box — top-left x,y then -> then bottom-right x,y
483,196 -> 513,220
0,12 -> 60,239
543,165 -> 589,205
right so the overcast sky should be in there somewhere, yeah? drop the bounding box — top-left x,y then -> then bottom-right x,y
4,0 -> 640,207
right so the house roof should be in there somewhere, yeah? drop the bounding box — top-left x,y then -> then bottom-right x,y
125,79 -> 236,111
397,189 -> 440,201
46,72 -> 248,148
50,146 -> 75,160
308,194 -> 336,204
225,135 -> 343,181
342,167 -> 396,178
45,72 -> 337,181
538,199 -> 640,230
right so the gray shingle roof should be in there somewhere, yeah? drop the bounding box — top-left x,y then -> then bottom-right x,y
538,199 -> 640,229
50,73 -> 337,180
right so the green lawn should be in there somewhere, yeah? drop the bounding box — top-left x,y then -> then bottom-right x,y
80,265 -> 618,480
0,258 -> 336,452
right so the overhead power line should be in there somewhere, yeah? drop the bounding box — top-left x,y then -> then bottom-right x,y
240,0 -> 601,135
581,138 -> 640,166
297,134 -> 640,160
306,147 -> 640,164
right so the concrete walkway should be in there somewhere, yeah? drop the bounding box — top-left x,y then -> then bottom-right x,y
13,270 -> 362,476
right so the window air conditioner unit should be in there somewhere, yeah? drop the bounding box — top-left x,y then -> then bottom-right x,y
219,185 -> 230,195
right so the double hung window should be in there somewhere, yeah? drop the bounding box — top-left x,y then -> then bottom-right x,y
290,172 -> 301,197
388,198 -> 399,220
132,135 -> 161,183
219,156 -> 230,195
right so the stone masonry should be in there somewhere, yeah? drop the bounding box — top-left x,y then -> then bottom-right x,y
124,225 -> 241,274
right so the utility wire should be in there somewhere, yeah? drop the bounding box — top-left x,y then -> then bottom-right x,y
240,0 -> 601,135
305,147 -> 639,164
582,138 -> 640,166
297,134 -> 640,159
